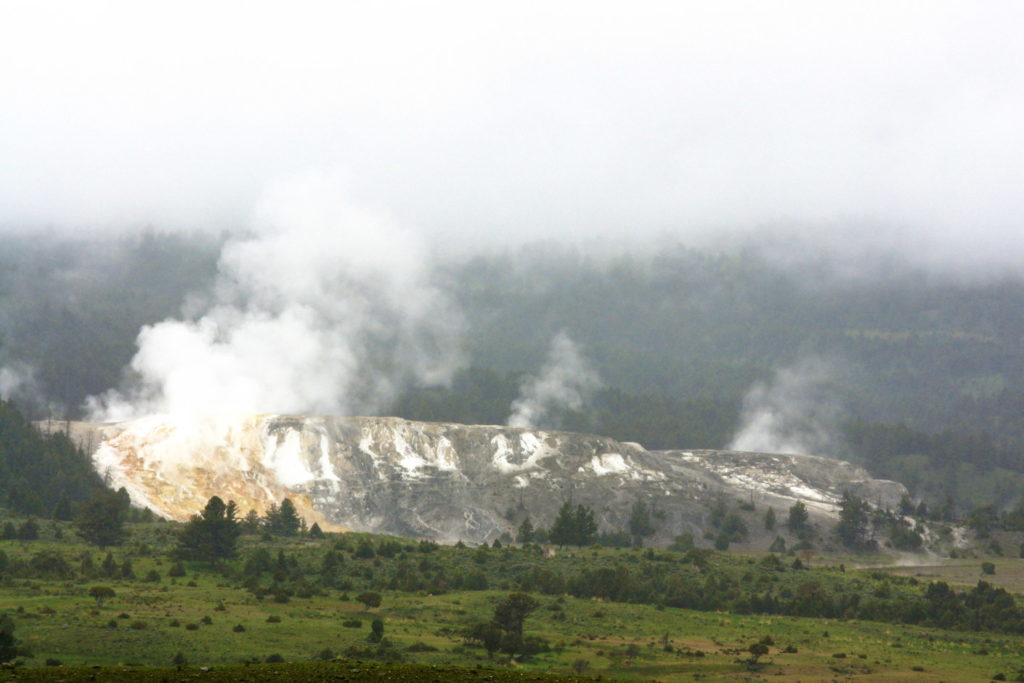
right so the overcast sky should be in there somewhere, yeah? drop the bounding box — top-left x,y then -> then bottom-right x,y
2,1 -> 1023,266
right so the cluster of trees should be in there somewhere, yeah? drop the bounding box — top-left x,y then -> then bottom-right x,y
514,501 -> 658,548
178,497 -> 319,563
224,527 -> 1024,637
0,401 -> 106,518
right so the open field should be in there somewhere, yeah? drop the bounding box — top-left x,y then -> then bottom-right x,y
3,524 -> 1024,681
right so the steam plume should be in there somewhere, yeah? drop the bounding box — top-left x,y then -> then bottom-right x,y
88,172 -> 462,421
728,358 -> 840,455
0,364 -> 33,401
507,331 -> 601,429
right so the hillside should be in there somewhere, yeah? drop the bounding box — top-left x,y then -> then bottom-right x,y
52,415 -> 906,550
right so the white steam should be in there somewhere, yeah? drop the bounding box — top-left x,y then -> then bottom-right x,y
728,359 -> 840,455
507,331 -> 601,429
0,364 -> 33,400
88,172 -> 462,421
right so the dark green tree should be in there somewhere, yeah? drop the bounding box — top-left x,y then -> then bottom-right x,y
764,507 -> 776,530
550,502 -> 598,546
75,491 -> 127,548
516,517 -> 535,544
491,592 -> 540,656
0,614 -> 18,663
356,591 -> 382,609
16,518 -> 39,540
627,501 -> 656,547
265,498 -> 302,536
176,496 -> 240,563
787,501 -> 809,532
308,522 -> 325,539
836,491 -> 870,548
52,491 -> 73,521
549,502 -> 576,545
88,585 -> 115,607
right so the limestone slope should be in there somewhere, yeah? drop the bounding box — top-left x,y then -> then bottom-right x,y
54,415 -> 906,545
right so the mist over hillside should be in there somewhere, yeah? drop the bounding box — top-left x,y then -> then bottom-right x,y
2,231 -> 1024,515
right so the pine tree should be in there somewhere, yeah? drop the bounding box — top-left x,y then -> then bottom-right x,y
549,502 -> 576,546
628,501 -> 656,546
0,614 -> 18,663
75,491 -> 127,548
516,518 -> 535,544
764,507 -> 776,530
52,491 -> 73,521
265,498 -> 302,536
787,501 -> 808,531
176,496 -> 241,563
836,491 -> 869,548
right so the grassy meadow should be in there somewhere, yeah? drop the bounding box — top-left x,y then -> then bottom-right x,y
1,520 -> 1024,681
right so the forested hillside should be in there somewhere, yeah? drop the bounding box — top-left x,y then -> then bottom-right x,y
3,235 -> 1024,512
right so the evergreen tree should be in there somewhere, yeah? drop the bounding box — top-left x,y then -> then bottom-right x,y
787,501 -> 809,531
52,491 -> 73,521
16,518 -> 39,540
265,498 -> 302,536
75,491 -> 127,548
176,496 -> 241,563
549,502 -> 598,546
764,507 -> 776,530
627,501 -> 656,546
241,509 -> 261,534
836,491 -> 870,548
573,504 -> 598,546
0,614 -> 18,663
549,502 -> 576,545
308,522 -> 325,539
516,518 -> 535,544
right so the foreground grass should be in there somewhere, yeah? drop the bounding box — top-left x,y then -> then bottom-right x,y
3,524 -> 1024,680
0,660 -> 591,682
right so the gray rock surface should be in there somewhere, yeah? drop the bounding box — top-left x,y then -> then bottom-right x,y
51,415 -> 908,547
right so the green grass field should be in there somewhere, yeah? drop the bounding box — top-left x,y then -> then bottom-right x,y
2,523 -> 1024,681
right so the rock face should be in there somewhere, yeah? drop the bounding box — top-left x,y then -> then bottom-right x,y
55,415 -> 907,546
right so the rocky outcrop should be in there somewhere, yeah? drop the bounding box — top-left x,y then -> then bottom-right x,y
51,415 -> 907,546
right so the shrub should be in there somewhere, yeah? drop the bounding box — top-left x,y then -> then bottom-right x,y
168,563 -> 186,577
266,615 -> 281,623
265,654 -> 285,663
233,624 -> 246,632
406,642 -> 438,652
200,615 -> 212,625
130,620 -> 147,630
185,623 -> 199,631
342,619 -> 362,628
982,562 -> 996,575
356,591 -> 382,609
